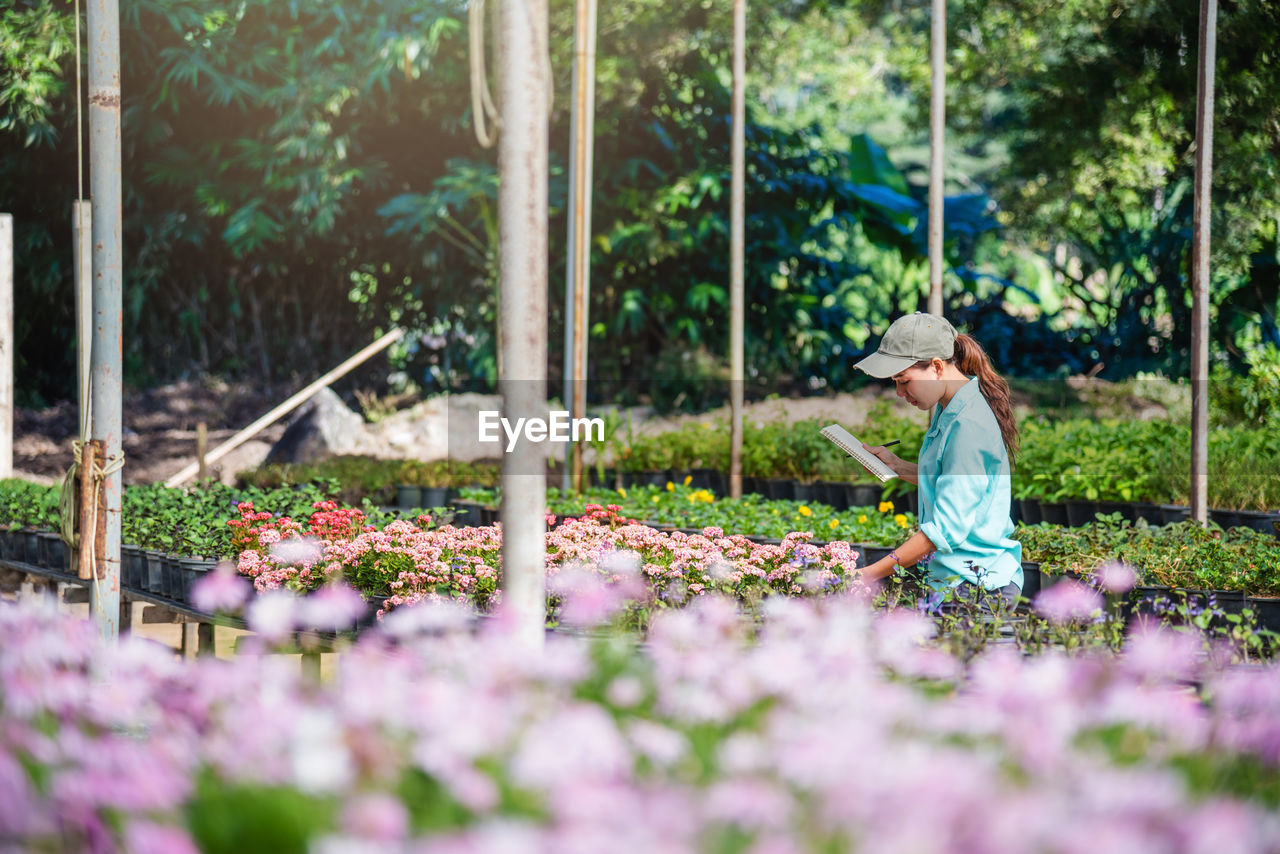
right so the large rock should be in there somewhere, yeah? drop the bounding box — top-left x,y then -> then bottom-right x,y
265,388 -> 373,465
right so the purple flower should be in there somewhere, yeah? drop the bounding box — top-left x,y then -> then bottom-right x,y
1035,579 -> 1104,624
190,561 -> 251,614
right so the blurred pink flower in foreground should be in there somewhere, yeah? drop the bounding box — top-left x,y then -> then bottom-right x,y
190,561 -> 250,614
1095,561 -> 1138,594
1035,579 -> 1104,624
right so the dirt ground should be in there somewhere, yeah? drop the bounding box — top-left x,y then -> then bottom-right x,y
11,380 -> 920,487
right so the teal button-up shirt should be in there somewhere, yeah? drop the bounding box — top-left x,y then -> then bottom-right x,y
916,377 -> 1023,591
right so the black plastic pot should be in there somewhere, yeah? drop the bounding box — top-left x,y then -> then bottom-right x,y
180,557 -> 217,605
420,486 -> 450,508
1158,504 -> 1190,525
1208,508 -> 1241,530
1020,561 -> 1041,599
395,484 -> 422,509
1018,498 -> 1043,525
22,530 -> 41,565
889,491 -> 917,516
1223,507 -> 1274,535
1095,501 -> 1137,522
849,485 -> 881,509
763,478 -> 794,500
1247,597 -> 1280,631
1133,503 -> 1163,525
1065,500 -> 1100,528
791,482 -> 815,502
1039,502 -> 1069,526
121,545 -> 145,591
37,532 -> 68,572
861,544 -> 894,565
144,550 -> 166,596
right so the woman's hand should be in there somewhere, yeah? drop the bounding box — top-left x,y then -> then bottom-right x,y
862,442 -> 918,482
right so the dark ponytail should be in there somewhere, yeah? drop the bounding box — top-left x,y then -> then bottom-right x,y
950,334 -> 1019,464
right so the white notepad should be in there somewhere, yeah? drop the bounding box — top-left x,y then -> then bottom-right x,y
820,424 -> 899,483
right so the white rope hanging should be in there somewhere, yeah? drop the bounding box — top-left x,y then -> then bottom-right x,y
467,0 -> 554,149
469,0 -> 502,148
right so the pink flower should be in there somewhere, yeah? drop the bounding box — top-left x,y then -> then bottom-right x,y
340,792 -> 408,842
1095,561 -> 1138,594
301,583 -> 367,631
246,590 -> 300,641
123,821 -> 201,854
191,561 -> 251,614
1035,580 -> 1104,624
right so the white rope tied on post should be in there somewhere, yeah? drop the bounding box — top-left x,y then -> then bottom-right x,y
468,0 -> 554,149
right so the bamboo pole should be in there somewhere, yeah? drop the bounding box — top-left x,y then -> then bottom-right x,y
563,0 -> 597,493
163,328 -> 404,487
728,0 -> 746,499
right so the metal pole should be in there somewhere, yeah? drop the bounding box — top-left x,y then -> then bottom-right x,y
728,0 -> 746,499
562,0 -> 597,493
0,215 -> 11,479
87,0 -> 122,643
1190,0 -> 1217,524
498,0 -> 549,648
927,0 -> 945,317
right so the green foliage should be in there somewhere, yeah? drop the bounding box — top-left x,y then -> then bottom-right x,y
186,771 -> 333,854
1017,518 -> 1280,596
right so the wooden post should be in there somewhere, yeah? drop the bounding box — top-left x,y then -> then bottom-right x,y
164,328 -> 404,486
197,621 -> 215,656
78,439 -> 99,580
196,422 -> 208,481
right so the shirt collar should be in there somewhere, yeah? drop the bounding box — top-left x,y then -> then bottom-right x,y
928,377 -> 980,435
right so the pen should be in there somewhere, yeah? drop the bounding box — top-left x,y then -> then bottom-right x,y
881,439 -> 901,448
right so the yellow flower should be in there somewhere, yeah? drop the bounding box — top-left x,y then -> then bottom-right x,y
878,501 -> 894,514
894,513 -> 908,527
683,475 -> 692,486
858,514 -> 868,524
617,487 -> 627,499
798,505 -> 812,517
652,495 -> 661,503
666,481 -> 675,492
828,519 -> 839,529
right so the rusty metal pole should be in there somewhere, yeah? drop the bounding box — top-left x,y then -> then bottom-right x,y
728,0 -> 746,499
562,0 -> 597,493
927,0 -> 945,317
498,0 -> 549,648
87,0 -> 122,642
1190,0 -> 1217,524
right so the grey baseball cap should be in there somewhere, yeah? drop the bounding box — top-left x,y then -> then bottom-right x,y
854,312 -> 957,378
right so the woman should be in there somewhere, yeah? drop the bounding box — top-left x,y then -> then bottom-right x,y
854,312 -> 1022,607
